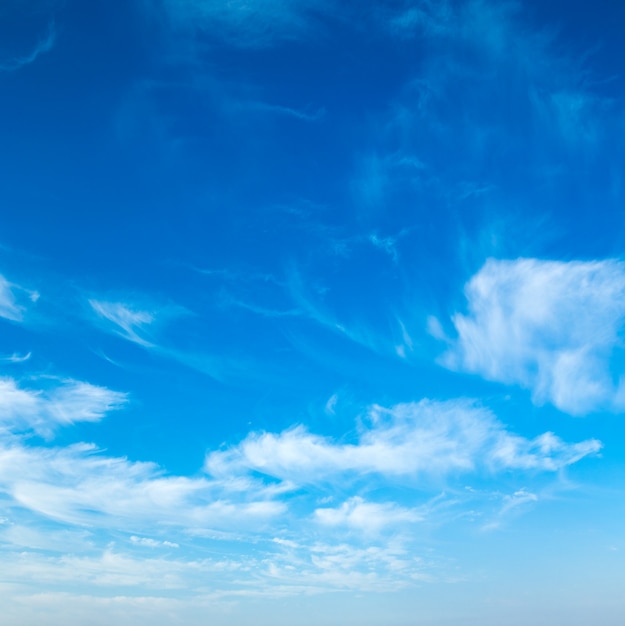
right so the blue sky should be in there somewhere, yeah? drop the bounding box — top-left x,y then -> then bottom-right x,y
1,0 -> 625,624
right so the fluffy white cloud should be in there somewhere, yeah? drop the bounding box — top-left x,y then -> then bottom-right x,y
441,258 -> 625,414
0,375 -> 598,538
0,370 -> 603,605
206,399 -> 600,481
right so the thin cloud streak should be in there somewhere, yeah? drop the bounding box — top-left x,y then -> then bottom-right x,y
0,352 -> 32,363
89,300 -> 156,347
242,101 -> 325,121
0,21 -> 56,72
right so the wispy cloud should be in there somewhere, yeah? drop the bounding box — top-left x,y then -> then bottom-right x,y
0,376 -> 127,437
315,497 -> 422,534
1,435 -> 285,529
352,151 -> 426,209
0,374 -> 284,529
369,232 -> 399,263
0,274 -> 38,322
440,258 -> 625,414
0,368 -> 598,540
482,488 -> 539,531
394,318 -> 415,359
0,21 -> 56,72
218,291 -> 302,318
0,368 -> 601,599
0,276 -> 23,322
285,266 -> 390,355
87,296 -> 256,383
389,0 -> 527,61
532,89 -> 614,149
157,0 -> 331,48
0,537 -> 425,617
235,100 -> 326,122
206,399 -> 600,482
130,536 -> 179,548
0,352 -> 32,363
89,299 -> 156,347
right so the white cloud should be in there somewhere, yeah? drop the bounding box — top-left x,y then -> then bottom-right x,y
89,300 -> 156,347
0,375 -> 284,530
2,548 -> 218,591
130,536 -> 179,548
206,399 -> 600,482
499,488 -> 538,514
0,352 -> 32,363
1,441 -> 284,528
315,497 -> 422,534
0,374 -> 597,544
0,369 -> 602,600
482,488 -> 539,531
0,275 -> 30,322
0,538 -> 424,620
0,21 -> 56,72
0,377 -> 127,436
441,258 -> 625,414
324,393 -> 338,415
0,524 -> 93,552
235,100 -> 325,121
395,318 -> 415,359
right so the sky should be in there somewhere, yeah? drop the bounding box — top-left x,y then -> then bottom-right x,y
1,0 -> 625,624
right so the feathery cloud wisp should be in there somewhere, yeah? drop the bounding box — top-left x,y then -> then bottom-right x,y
0,376 -> 127,437
0,21 -> 56,72
89,300 -> 156,347
0,275 -> 34,322
157,0 -> 329,47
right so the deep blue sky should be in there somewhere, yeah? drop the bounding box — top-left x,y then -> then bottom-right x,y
1,1 -> 625,624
